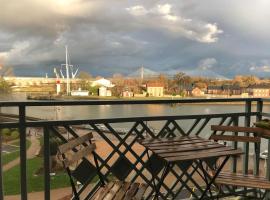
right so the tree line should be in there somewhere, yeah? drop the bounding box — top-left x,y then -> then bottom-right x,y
77,71 -> 267,96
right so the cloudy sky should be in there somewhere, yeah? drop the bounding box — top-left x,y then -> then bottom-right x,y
1,0 -> 270,78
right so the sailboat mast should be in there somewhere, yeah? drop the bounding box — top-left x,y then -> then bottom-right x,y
141,65 -> 144,80
65,45 -> 70,95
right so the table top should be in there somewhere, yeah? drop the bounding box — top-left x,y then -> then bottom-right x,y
139,136 -> 243,163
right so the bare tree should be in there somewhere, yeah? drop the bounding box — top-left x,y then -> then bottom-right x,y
174,72 -> 191,91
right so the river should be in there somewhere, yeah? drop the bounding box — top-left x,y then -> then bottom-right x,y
1,93 -> 270,150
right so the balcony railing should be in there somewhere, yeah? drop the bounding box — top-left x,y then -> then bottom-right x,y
0,98 -> 269,199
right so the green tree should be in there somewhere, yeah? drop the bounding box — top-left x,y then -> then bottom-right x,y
0,78 -> 11,93
78,71 -> 92,79
88,86 -> 99,95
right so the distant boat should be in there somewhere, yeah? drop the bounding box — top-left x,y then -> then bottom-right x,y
71,88 -> 89,96
27,94 -> 55,100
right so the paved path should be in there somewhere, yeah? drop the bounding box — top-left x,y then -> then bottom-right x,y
4,187 -> 72,200
3,135 -> 40,172
3,138 -> 247,200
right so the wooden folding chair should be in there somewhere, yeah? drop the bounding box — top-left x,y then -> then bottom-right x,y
210,125 -> 270,199
58,132 -> 147,200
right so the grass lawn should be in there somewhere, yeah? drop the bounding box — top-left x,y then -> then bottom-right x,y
3,157 -> 70,195
2,139 -> 31,165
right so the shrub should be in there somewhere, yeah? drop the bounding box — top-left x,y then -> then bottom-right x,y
10,130 -> 19,140
40,132 -> 64,156
1,128 -> 11,136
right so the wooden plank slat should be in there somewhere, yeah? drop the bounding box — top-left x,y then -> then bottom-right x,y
210,135 -> 261,143
218,172 -> 269,181
139,136 -> 202,145
94,182 -> 115,200
103,181 -> 123,200
157,144 -> 229,156
159,146 -> 234,158
113,182 -> 131,200
215,173 -> 270,189
211,125 -> 265,134
143,139 -> 212,148
58,132 -> 93,153
260,128 -> 270,138
123,183 -> 140,200
154,143 -> 222,153
63,143 -> 96,167
91,187 -> 104,200
166,148 -> 243,162
132,183 -> 147,200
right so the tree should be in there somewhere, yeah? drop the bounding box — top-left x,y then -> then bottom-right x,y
78,71 -> 92,80
88,86 -> 99,95
77,71 -> 92,90
233,75 -> 260,87
195,82 -> 207,89
174,72 -> 191,91
0,65 -> 14,77
0,78 -> 10,93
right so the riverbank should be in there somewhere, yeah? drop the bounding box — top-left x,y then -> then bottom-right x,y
54,95 -> 269,105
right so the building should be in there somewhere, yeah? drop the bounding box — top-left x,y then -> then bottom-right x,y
4,76 -> 81,87
98,86 -> 112,97
122,91 -> 134,97
191,87 -> 204,96
207,85 -> 242,96
247,84 -> 270,97
146,83 -> 164,97
92,78 -> 114,97
91,78 -> 115,88
222,85 -> 242,96
207,86 -> 223,95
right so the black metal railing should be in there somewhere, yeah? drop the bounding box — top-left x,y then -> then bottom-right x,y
0,98 -> 269,199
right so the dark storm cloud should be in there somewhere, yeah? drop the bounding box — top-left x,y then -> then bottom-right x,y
1,0 -> 270,78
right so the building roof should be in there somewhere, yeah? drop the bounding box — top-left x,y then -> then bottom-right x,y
92,78 -> 115,88
146,83 -> 164,87
248,84 -> 270,89
222,85 -> 241,90
207,85 -> 222,90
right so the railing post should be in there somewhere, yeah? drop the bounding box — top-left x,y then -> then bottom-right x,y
19,105 -> 27,200
44,126 -> 51,200
254,100 -> 263,176
0,124 -> 3,200
243,100 -> 251,175
231,116 -> 238,173
266,139 -> 270,199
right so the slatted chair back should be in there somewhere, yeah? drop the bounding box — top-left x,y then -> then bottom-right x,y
58,133 -> 96,167
211,125 -> 262,175
210,125 -> 261,144
58,132 -> 104,200
210,125 -> 270,198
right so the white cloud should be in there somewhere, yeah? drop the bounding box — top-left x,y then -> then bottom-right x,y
126,4 -> 222,43
0,41 -> 30,64
198,58 -> 217,70
126,5 -> 148,16
200,23 -> 223,43
156,4 -> 172,15
250,65 -> 270,72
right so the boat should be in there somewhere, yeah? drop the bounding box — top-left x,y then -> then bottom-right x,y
71,88 -> 89,96
260,150 -> 268,159
27,94 -> 55,100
